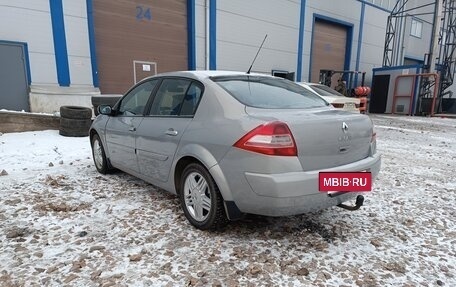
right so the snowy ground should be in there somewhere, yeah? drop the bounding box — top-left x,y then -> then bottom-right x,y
0,114 -> 455,287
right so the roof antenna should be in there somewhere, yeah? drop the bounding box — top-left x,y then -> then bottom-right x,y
247,34 -> 268,74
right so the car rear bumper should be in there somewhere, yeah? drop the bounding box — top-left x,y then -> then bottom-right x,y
231,153 -> 381,216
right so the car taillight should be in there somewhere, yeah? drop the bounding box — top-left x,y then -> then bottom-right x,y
233,121 -> 297,156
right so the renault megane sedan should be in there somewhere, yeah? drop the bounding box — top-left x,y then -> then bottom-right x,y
89,71 -> 381,230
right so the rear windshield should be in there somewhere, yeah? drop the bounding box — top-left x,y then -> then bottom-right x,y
211,76 -> 328,109
311,84 -> 345,97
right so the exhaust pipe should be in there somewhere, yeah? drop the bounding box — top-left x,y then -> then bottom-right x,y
337,195 -> 364,211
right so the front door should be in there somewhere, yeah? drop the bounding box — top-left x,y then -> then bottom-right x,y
105,79 -> 158,173
0,42 -> 29,111
136,78 -> 203,182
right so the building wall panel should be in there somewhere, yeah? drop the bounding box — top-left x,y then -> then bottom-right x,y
0,1 -> 56,84
63,0 -> 92,86
216,0 -> 300,75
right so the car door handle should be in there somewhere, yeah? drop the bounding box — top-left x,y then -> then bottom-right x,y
165,129 -> 178,136
129,127 -> 136,132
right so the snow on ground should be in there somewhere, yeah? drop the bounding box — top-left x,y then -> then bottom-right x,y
0,114 -> 455,287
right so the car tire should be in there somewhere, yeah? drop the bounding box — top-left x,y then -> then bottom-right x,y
60,106 -> 92,119
59,118 -> 92,137
91,133 -> 110,174
179,163 -> 228,230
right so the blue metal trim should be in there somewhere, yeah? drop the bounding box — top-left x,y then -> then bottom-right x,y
0,40 -> 32,85
49,0 -> 70,86
187,0 -> 196,70
308,14 -> 354,83
209,0 -> 216,70
296,0 -> 306,82
411,66 -> 421,115
308,16 -> 315,82
344,25 -> 354,75
356,0 -> 391,13
372,64 -> 422,72
22,43 -> 32,85
404,55 -> 424,63
355,2 -> 365,86
86,0 -> 99,87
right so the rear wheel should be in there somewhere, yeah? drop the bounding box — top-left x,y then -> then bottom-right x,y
91,134 -> 110,174
179,163 -> 228,230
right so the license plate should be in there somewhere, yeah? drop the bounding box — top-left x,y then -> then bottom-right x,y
319,172 -> 372,192
344,102 -> 356,109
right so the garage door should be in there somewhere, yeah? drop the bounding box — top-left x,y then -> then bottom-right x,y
93,0 -> 188,94
310,20 -> 348,86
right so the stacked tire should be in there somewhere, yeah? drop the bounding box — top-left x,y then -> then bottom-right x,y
59,106 -> 92,137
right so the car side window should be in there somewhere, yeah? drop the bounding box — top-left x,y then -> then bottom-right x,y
118,80 -> 158,116
180,82 -> 203,116
149,79 -> 192,116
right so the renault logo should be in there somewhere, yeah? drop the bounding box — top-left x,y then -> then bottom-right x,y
342,122 -> 349,133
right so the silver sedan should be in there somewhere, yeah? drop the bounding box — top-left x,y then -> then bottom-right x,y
89,71 -> 381,230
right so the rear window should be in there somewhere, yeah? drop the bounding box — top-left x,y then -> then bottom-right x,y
211,76 -> 328,109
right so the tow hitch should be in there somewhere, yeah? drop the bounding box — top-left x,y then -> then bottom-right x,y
336,195 -> 364,211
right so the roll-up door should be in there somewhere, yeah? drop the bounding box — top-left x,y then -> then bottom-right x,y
311,20 -> 348,86
93,0 -> 188,94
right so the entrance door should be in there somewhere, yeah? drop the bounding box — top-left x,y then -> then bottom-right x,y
370,74 -> 390,113
0,43 -> 29,111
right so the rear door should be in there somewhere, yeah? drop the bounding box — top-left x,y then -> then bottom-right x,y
136,78 -> 203,182
105,79 -> 158,173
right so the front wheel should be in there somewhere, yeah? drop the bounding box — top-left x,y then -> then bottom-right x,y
179,163 -> 228,230
91,134 -> 110,174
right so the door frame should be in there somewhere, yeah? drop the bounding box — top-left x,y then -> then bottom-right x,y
308,14 -> 354,82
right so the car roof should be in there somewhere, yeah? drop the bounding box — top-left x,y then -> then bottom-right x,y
297,82 -> 321,86
147,70 -> 276,81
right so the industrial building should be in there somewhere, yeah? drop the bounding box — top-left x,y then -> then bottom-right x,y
0,0 -> 454,115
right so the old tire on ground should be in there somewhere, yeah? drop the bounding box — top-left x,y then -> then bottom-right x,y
60,106 -> 92,119
59,118 -> 91,137
179,163 -> 228,230
91,133 -> 110,174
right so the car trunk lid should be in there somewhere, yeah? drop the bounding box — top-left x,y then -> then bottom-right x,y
245,107 -> 373,171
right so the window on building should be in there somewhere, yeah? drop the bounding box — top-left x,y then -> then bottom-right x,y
366,0 -> 395,10
411,18 -> 423,38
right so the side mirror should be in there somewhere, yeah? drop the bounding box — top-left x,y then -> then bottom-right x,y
98,105 -> 113,115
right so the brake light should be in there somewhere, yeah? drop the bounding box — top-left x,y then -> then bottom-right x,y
233,121 -> 297,156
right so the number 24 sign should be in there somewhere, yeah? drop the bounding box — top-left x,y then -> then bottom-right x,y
136,6 -> 152,21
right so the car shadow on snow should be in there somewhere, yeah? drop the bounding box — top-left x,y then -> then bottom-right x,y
221,212 -> 349,244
